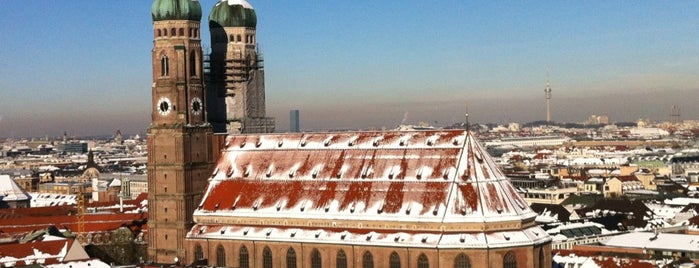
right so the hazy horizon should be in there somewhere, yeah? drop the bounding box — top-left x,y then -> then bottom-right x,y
2,1 -> 698,138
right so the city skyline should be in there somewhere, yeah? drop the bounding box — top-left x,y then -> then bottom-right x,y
1,1 -> 699,138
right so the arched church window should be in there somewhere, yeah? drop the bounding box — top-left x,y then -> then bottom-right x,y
263,247 -> 272,268
229,35 -> 234,42
454,253 -> 471,268
161,55 -> 169,76
389,252 -> 401,268
287,247 -> 297,268
194,244 -> 203,260
156,29 -> 161,37
362,251 -> 373,268
237,35 -> 242,42
179,28 -> 184,36
503,251 -> 517,268
311,249 -> 321,268
336,250 -> 347,268
216,245 -> 226,267
418,253 -> 429,268
171,28 -> 176,36
239,246 -> 249,268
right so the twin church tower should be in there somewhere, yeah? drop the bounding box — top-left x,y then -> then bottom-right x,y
147,0 -> 272,263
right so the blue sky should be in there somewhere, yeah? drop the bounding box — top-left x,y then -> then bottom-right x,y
1,1 -> 698,137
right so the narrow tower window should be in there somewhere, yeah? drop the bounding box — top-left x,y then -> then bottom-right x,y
161,55 -> 169,76
171,28 -> 176,36
237,35 -> 242,42
190,52 -> 197,76
179,28 -> 184,36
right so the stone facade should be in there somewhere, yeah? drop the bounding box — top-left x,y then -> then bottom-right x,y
184,240 -> 550,268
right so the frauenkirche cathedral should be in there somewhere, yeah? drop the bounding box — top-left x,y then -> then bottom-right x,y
146,0 -> 552,267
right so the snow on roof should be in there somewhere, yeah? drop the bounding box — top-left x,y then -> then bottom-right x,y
665,197 -> 699,207
45,259 -> 110,268
188,223 -> 548,249
0,175 -> 30,201
191,130 -> 547,247
0,239 -> 69,266
602,232 -> 699,252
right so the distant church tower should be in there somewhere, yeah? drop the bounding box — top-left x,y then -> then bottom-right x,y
206,0 -> 275,134
148,0 -> 214,263
545,77 -> 552,123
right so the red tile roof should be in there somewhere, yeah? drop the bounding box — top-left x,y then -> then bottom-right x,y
190,130 -> 548,249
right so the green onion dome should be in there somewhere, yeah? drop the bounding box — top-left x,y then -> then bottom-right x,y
209,0 -> 257,28
151,0 -> 203,22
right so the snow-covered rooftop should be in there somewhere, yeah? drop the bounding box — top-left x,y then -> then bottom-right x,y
190,130 -> 548,248
0,175 -> 30,202
602,232 -> 699,252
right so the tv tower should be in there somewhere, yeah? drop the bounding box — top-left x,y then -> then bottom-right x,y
545,75 -> 552,123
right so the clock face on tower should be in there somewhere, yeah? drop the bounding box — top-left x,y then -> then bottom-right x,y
191,97 -> 203,116
157,97 -> 172,116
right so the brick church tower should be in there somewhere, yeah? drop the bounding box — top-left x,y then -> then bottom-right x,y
206,0 -> 275,134
147,0 -> 214,263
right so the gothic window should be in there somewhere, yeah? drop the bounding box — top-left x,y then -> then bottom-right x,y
179,28 -> 184,36
237,35 -> 242,42
216,245 -> 226,267
239,246 -> 249,268
286,247 -> 297,268
160,55 -> 169,76
454,253 -> 471,268
163,28 -> 167,37
229,35 -> 234,42
336,250 -> 347,268
311,249 -> 321,268
418,253 -> 429,268
156,29 -> 161,37
171,28 -> 176,36
362,251 -> 373,268
389,252 -> 401,268
190,52 -> 197,76
503,251 -> 517,268
263,247 -> 272,268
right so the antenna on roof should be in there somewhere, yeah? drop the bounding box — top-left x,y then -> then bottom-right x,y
465,113 -> 470,133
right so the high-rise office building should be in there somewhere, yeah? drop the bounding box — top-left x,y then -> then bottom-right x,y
290,109 -> 300,132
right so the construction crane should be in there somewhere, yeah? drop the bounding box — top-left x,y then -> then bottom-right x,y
77,187 -> 85,244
